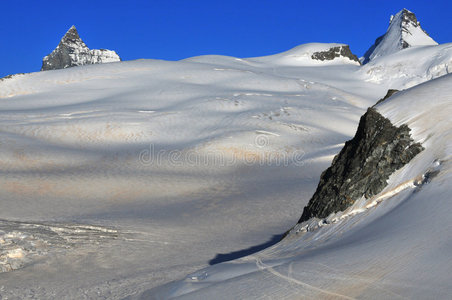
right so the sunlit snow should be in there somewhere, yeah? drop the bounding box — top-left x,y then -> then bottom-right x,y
0,41 -> 451,298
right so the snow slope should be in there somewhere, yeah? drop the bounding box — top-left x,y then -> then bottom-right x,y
361,43 -> 452,89
149,73 -> 452,300
0,42 -> 451,298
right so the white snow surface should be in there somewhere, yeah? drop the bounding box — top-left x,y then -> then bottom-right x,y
361,43 -> 452,90
0,42 -> 451,298
148,73 -> 452,300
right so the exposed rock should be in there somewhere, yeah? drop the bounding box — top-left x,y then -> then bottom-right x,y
373,89 -> 399,106
41,26 -> 120,71
0,73 -> 25,82
311,45 -> 360,64
298,107 -> 423,223
361,9 -> 437,64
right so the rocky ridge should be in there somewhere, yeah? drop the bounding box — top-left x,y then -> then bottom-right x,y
311,45 -> 360,64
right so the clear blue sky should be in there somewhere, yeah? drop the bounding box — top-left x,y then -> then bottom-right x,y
1,0 -> 450,77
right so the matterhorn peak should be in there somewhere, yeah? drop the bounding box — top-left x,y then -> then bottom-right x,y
361,9 -> 438,64
41,25 -> 120,71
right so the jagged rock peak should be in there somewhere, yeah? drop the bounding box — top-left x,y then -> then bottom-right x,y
298,107 -> 423,223
61,25 -> 83,44
361,9 -> 438,64
41,25 -> 121,71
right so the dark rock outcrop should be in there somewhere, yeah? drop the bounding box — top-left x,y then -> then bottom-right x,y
298,107 -> 423,223
311,45 -> 360,64
41,26 -> 120,71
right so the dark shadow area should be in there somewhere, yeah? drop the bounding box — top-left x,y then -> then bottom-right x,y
209,233 -> 284,265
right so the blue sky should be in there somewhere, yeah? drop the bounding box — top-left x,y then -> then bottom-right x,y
1,0 -> 450,77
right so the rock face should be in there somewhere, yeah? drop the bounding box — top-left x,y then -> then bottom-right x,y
298,107 -> 423,223
312,45 -> 360,64
41,26 -> 120,71
361,9 -> 437,64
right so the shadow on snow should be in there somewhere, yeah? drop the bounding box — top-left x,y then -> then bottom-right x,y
209,233 -> 284,265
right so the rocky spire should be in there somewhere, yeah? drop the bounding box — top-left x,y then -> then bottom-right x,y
361,9 -> 437,64
41,25 -> 120,71
59,25 -> 86,48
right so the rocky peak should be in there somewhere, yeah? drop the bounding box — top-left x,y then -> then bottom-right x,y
398,9 -> 417,24
41,26 -> 120,71
361,9 -> 437,64
298,107 -> 423,223
59,25 -> 85,47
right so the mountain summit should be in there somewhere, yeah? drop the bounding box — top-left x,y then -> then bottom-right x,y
361,9 -> 437,64
41,26 -> 120,71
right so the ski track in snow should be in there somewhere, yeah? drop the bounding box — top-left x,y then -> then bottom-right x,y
252,256 -> 356,300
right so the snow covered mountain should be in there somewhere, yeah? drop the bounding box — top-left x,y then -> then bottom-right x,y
0,9 -> 451,300
361,9 -> 438,64
41,25 -> 120,71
